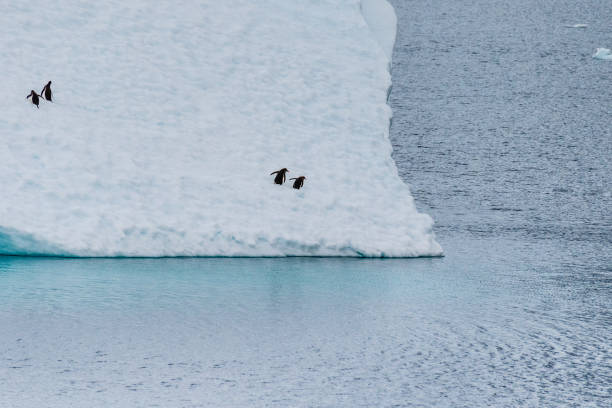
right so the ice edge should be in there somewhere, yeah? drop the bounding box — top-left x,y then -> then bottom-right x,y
359,0 -> 443,258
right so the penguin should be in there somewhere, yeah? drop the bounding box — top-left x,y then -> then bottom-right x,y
289,176 -> 306,190
26,90 -> 41,108
270,168 -> 289,185
40,81 -> 52,102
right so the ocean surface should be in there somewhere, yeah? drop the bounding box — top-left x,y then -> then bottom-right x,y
1,0 -> 611,407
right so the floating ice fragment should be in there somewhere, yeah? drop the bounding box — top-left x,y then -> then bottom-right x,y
593,48 -> 612,60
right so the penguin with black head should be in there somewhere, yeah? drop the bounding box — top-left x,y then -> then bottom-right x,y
26,90 -> 41,108
270,168 -> 289,185
40,81 -> 53,102
289,176 -> 306,190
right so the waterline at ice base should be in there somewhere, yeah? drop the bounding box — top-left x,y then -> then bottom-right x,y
0,0 -> 441,257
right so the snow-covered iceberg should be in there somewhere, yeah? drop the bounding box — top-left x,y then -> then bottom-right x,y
0,0 -> 441,257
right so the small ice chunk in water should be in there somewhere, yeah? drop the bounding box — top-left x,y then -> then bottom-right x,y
593,48 -> 612,60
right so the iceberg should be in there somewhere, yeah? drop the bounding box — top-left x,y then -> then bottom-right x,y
0,0 -> 441,257
593,48 -> 612,60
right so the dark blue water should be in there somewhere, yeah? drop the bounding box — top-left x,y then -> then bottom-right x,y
1,1 -> 611,407
389,0 -> 611,246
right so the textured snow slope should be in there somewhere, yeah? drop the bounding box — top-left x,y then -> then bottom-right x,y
360,0 -> 397,61
0,0 -> 441,257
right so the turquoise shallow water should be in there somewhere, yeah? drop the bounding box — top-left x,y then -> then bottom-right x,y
1,235 -> 610,407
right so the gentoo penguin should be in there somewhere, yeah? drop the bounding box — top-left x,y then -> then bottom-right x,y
289,176 -> 306,190
40,81 -> 53,102
26,90 -> 40,108
270,168 -> 289,185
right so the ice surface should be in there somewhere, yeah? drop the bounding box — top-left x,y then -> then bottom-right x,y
593,47 -> 612,60
0,0 -> 441,257
360,0 -> 397,61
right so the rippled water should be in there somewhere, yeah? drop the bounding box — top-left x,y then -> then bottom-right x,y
0,243 -> 608,407
1,0 -> 611,407
389,0 -> 612,244
387,0 -> 611,405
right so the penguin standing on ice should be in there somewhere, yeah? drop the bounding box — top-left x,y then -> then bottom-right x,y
26,90 -> 41,108
40,81 -> 53,102
289,176 -> 306,190
270,168 -> 289,185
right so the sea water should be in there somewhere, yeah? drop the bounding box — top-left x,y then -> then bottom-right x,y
1,0 -> 611,406
1,239 -> 609,407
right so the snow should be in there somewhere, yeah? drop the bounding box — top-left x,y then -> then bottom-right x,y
360,0 -> 398,61
593,47 -> 612,60
0,0 -> 441,257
